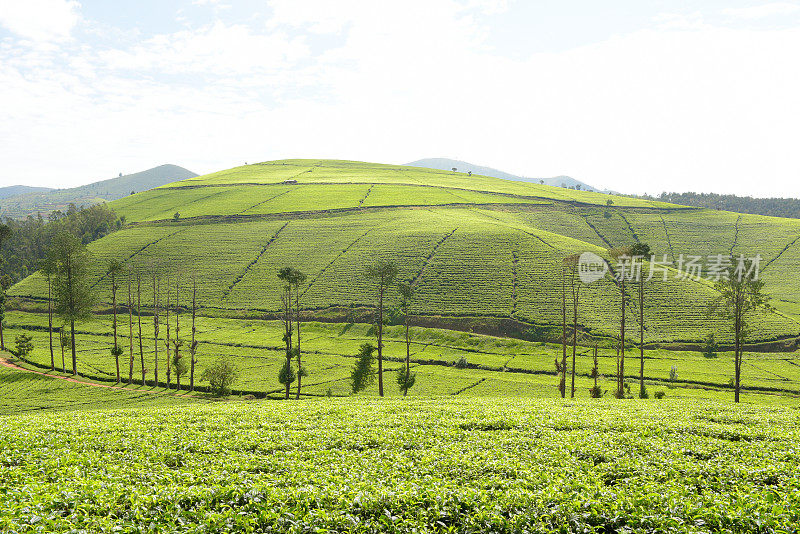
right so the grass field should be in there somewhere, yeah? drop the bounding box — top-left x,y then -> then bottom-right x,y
4,311 -> 799,404
2,396 -> 799,532
9,160 -> 800,345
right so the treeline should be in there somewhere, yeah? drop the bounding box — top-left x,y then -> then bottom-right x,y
559,243 -> 769,403
639,192 -> 800,219
0,203 -> 123,283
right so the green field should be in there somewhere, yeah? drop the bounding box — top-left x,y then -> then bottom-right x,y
5,159 -> 800,532
2,396 -> 800,532
4,311 -> 800,403
9,159 -> 800,345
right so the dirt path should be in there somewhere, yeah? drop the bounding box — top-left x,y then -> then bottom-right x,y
0,356 -> 195,397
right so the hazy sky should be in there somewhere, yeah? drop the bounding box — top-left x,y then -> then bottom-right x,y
1,0 -> 800,196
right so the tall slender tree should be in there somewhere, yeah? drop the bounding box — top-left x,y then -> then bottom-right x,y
59,326 -> 69,373
189,273 -> 197,392
396,282 -> 416,396
49,231 -> 95,375
277,269 -> 294,399
127,271 -> 134,385
137,271 -> 145,385
609,246 -> 633,398
41,258 -> 55,370
563,254 -> 581,398
710,256 -> 771,403
164,274 -> 171,389
172,274 -> 184,390
630,243 -> 651,398
560,261 -> 568,398
289,269 -> 308,399
153,268 -> 160,387
107,260 -> 124,383
365,261 -> 398,397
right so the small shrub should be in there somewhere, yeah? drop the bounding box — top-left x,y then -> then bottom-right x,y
173,212 -> 181,221
454,355 -> 469,369
350,343 -> 376,394
703,332 -> 718,358
589,385 -> 603,398
639,385 -> 649,399
201,357 -> 238,397
654,390 -> 666,399
111,345 -> 124,358
14,333 -> 33,358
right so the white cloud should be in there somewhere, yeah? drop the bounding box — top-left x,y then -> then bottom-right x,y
0,0 -> 81,41
723,2 -> 800,19
1,2 -> 800,197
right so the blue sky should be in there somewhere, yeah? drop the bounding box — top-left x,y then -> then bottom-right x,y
2,1 -> 800,195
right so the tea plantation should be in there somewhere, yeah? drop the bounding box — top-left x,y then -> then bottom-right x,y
2,396 -> 800,533
9,159 -> 800,344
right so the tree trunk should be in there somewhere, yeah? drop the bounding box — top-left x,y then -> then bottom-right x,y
165,277 -> 170,389
734,308 -> 741,403
137,274 -> 144,386
48,278 -> 54,370
112,272 -> 119,383
404,314 -> 410,396
70,320 -> 77,375
295,285 -> 301,400
377,280 -> 384,397
639,281 -> 645,398
174,277 -> 180,390
128,275 -> 134,385
560,268 -> 567,398
284,285 -> 292,400
190,276 -> 196,392
61,327 -> 66,373
571,281 -> 578,398
619,278 -> 626,398
153,272 -> 159,388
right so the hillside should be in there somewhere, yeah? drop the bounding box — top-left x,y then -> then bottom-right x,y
0,164 -> 197,219
0,185 -> 52,199
406,157 -> 600,191
9,159 -> 800,345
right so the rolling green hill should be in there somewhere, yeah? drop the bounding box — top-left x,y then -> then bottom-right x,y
9,159 -> 800,345
0,164 -> 197,219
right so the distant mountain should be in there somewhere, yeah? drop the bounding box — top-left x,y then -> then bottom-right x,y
405,158 -> 601,192
0,185 -> 53,200
0,164 -> 197,219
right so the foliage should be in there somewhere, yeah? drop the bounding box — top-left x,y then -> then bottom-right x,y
350,342 -> 375,394
278,358 -> 296,386
643,190 -> 800,219
200,356 -> 238,396
48,231 -> 96,324
703,332 -> 719,358
654,390 -> 666,399
13,333 -> 33,357
395,366 -> 416,393
0,203 -> 121,283
3,398 -> 800,532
